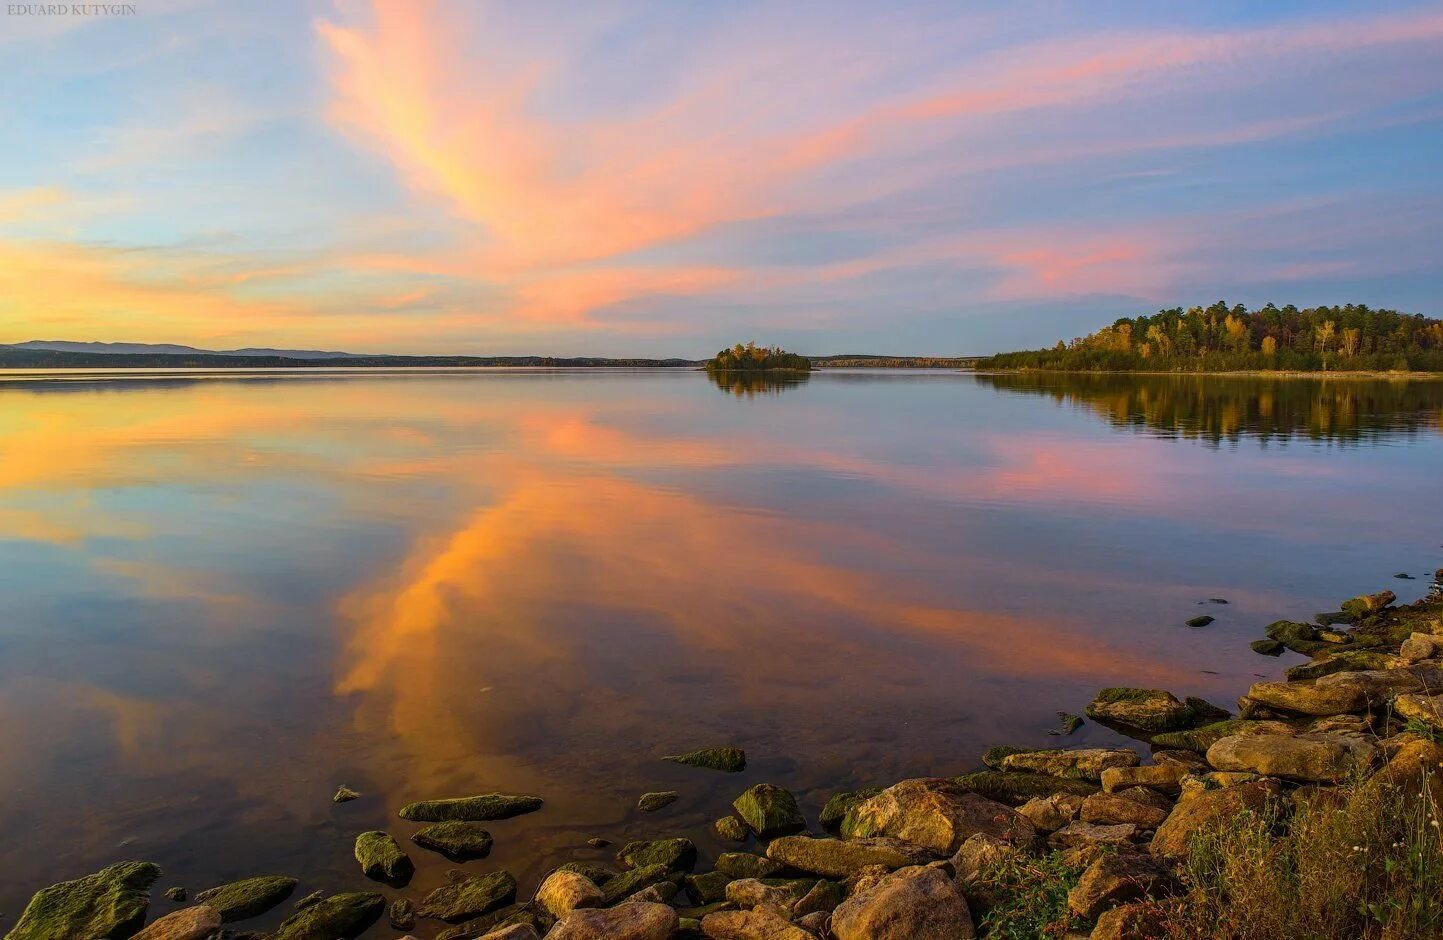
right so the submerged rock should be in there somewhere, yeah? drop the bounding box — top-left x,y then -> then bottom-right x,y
617,838 -> 696,872
355,830 -> 413,883
413,821 -> 495,859
830,865 -> 974,940
1054,712 -> 1084,735
270,892 -> 385,940
842,777 -> 1035,854
636,791 -> 679,813
195,874 -> 298,922
1084,688 -> 1194,732
999,747 -> 1139,782
981,744 -> 1031,768
164,886 -> 186,902
6,861 -> 161,940
1251,639 -> 1286,656
1185,615 -> 1215,627
399,794 -> 543,822
732,784 -> 805,838
766,835 -> 936,877
951,770 -> 1099,804
390,897 -> 417,931
418,871 -> 518,922
1263,620 -> 1333,656
664,746 -> 746,772
333,785 -> 360,803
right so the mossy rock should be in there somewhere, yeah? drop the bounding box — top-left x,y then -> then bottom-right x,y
636,790 -> 679,812
982,745 -> 1031,769
1264,620 -> 1333,656
355,830 -> 413,884
398,793 -> 542,822
1150,719 -> 1293,754
196,874 -> 298,922
599,863 -> 672,905
684,870 -> 732,904
1184,697 -> 1232,723
1084,688 -> 1194,732
732,783 -> 805,838
1055,712 -> 1084,735
1284,649 -> 1400,681
412,821 -> 494,859
665,746 -> 746,772
5,860 -> 160,940
417,870 -> 518,923
1185,615 -> 1215,628
713,814 -> 749,841
819,786 -> 884,829
951,771 -> 1099,805
389,897 -> 416,931
270,891 -> 384,939
435,903 -> 541,940
332,785 -> 360,803
715,852 -> 785,880
1251,639 -> 1286,656
1341,590 -> 1395,619
556,861 -> 615,886
617,837 -> 696,872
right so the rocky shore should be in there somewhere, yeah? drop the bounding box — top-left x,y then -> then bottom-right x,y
7,577 -> 1443,940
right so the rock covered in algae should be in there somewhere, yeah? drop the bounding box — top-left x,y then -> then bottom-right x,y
664,746 -> 746,772
732,783 -> 805,838
399,793 -> 543,822
355,830 -> 414,882
617,837 -> 696,872
5,860 -> 161,940
412,820 -> 495,859
195,873 -> 298,922
269,891 -> 385,939
635,790 -> 678,812
416,870 -> 518,922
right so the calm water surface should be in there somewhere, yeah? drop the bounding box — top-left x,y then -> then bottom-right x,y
1,369 -> 1440,933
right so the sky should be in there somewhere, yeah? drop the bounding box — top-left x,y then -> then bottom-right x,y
0,1 -> 1440,356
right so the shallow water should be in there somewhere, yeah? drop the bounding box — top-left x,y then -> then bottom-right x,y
0,368 -> 1439,933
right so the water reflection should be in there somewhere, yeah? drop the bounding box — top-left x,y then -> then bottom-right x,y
975,372 -> 1443,445
706,369 -> 811,396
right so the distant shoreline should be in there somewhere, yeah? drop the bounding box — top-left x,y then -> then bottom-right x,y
972,368 -> 1443,380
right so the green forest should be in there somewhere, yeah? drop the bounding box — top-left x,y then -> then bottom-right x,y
978,302 -> 1443,372
705,342 -> 811,372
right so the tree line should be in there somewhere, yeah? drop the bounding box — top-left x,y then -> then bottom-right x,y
705,342 -> 811,372
978,302 -> 1443,372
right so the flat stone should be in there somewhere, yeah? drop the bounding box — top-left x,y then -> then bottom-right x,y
617,838 -> 696,872
1100,763 -> 1189,794
600,864 -> 671,905
699,908 -> 813,939
270,892 -> 385,940
1207,732 -> 1377,782
732,784 -> 805,838
950,770 -> 1099,805
1081,793 -> 1168,829
636,791 -> 678,812
715,852 -> 785,880
5,861 -> 162,940
1245,679 -> 1366,716
842,777 -> 1035,853
536,869 -> 604,917
548,902 -> 678,940
999,748 -> 1139,782
398,794 -> 543,822
1149,719 -> 1295,754
1047,821 -> 1137,848
665,746 -> 746,772
1084,688 -> 1194,732
196,874 -> 299,922
478,926 -> 541,940
417,871 -> 518,922
830,865 -> 974,940
766,835 -> 936,878
412,821 -> 494,859
1067,853 -> 1176,920
132,905 -> 222,940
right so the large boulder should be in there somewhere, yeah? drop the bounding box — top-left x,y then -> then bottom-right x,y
417,871 -> 518,922
998,748 -> 1139,782
842,778 -> 1035,853
1244,679 -> 1367,716
5,861 -> 161,940
699,908 -> 813,939
270,892 -> 385,940
355,831 -> 413,883
1067,853 -> 1177,920
732,784 -> 805,838
535,869 -> 604,917
131,905 -> 222,940
1207,732 -> 1376,783
765,835 -> 935,877
1150,780 -> 1280,859
548,901 -> 678,940
830,865 -> 974,940
398,794 -> 543,822
1084,689 -> 1194,732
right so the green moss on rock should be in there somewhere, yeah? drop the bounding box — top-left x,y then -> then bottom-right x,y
411,821 -> 494,859
684,870 -> 733,904
556,861 -> 615,886
665,746 -> 746,772
1285,650 -> 1400,681
416,870 -> 518,923
819,786 -> 884,829
195,874 -> 298,922
270,892 -> 384,940
398,793 -> 542,822
715,852 -> 785,880
982,745 -> 1031,769
600,863 -> 672,905
1084,687 -> 1195,732
951,771 -> 1099,806
732,783 -> 805,838
636,790 -> 678,812
434,903 -> 541,940
713,814 -> 749,841
1150,719 -> 1294,754
5,861 -> 161,940
354,830 -> 413,883
617,837 -> 696,872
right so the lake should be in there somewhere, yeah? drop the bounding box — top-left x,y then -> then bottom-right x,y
1,368 -> 1440,932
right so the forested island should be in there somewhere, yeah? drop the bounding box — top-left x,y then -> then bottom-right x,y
705,343 -> 812,372
977,303 -> 1443,373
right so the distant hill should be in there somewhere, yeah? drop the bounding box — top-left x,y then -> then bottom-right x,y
8,340 -> 364,359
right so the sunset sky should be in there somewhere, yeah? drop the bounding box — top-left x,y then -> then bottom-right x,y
2,0 -> 1441,356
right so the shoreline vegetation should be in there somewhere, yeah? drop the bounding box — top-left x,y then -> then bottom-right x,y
976,303 -> 1443,374
10,574 -> 1443,938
